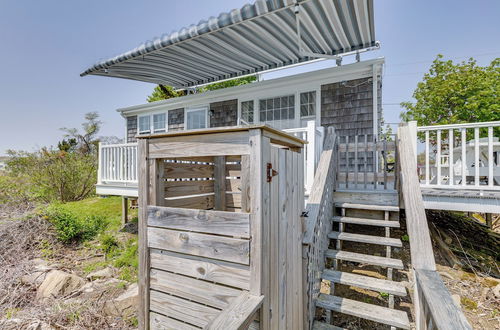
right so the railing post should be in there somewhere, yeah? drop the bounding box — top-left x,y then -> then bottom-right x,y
408,121 -> 418,162
97,142 -> 103,185
306,120 -> 316,194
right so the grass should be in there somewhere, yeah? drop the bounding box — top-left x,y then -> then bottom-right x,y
43,196 -> 138,282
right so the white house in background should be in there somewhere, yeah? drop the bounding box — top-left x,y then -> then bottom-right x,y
81,0 -> 383,198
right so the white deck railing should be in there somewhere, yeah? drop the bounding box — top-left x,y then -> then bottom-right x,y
284,120 -> 324,195
413,121 -> 500,191
98,142 -> 138,184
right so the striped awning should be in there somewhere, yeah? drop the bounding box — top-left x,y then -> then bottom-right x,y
81,0 -> 377,88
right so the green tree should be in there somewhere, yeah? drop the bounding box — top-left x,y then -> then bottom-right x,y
147,76 -> 258,102
400,55 -> 499,126
61,112 -> 102,155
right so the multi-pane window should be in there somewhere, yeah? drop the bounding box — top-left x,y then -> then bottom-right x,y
138,115 -> 151,134
241,101 -> 254,124
259,95 -> 295,125
300,91 -> 316,117
153,113 -> 166,133
186,108 -> 207,130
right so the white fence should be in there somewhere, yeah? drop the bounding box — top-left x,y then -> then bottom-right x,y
414,121 -> 500,191
284,120 -> 324,195
98,143 -> 138,184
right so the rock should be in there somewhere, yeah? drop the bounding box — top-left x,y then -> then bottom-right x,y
438,271 -> 454,280
21,271 -> 47,286
26,321 -> 54,330
79,278 -> 124,294
86,267 -> 114,281
493,284 -> 500,298
37,270 -> 85,299
451,294 -> 461,307
103,283 -> 138,317
120,221 -> 138,234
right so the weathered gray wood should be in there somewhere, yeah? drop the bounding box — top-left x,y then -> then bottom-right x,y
332,216 -> 400,228
165,179 -> 214,197
269,147 -> 279,330
226,178 -> 241,193
335,202 -> 399,212
206,292 -> 264,330
147,206 -> 250,238
149,290 -> 219,328
154,160 -> 165,206
315,294 -> 410,329
322,269 -> 407,296
164,162 -> 214,179
148,227 -> 250,265
337,172 -> 395,183
214,156 -> 226,210
325,250 -> 404,269
137,138 -> 150,330
338,141 -> 396,152
150,268 -> 241,309
164,194 -> 214,209
312,321 -> 345,330
277,148 -> 288,330
240,155 -> 250,213
415,269 -> 472,330
333,191 -> 399,207
226,193 -> 242,208
122,197 -> 128,225
328,231 -> 402,247
149,141 -> 250,158
150,312 -> 199,330
397,124 -> 436,270
150,249 -> 250,290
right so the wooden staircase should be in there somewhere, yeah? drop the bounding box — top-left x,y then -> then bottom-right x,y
313,202 -> 411,330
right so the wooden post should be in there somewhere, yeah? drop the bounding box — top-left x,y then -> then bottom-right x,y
138,138 -> 150,330
408,120 -> 418,162
486,213 -> 493,229
122,197 -> 128,225
214,156 -> 226,211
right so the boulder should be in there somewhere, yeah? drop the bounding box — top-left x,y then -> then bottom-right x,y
86,267 -> 114,281
451,294 -> 461,307
37,270 -> 85,299
493,284 -> 500,299
26,320 -> 55,330
21,271 -> 47,286
79,278 -> 124,294
103,283 -> 138,317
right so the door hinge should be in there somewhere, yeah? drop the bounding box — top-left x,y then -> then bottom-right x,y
266,163 -> 278,182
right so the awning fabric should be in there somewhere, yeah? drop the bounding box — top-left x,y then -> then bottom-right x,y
81,0 -> 376,88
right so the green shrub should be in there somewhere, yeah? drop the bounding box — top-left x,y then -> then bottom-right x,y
45,207 -> 106,243
99,233 -> 119,254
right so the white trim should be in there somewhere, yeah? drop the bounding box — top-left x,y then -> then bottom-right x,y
185,105 -> 209,130
117,58 -> 385,116
137,114 -> 151,135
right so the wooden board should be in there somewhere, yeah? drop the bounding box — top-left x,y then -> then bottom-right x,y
148,206 -> 250,238
148,227 -> 250,265
164,162 -> 214,179
149,290 -> 219,328
226,178 -> 241,193
150,312 -> 199,330
150,268 -> 241,309
226,163 -> 242,177
226,193 -> 242,208
150,249 -> 250,290
207,292 -> 264,330
164,194 -> 214,209
165,179 -> 214,197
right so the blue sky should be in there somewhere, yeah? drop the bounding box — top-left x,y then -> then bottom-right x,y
0,0 -> 499,154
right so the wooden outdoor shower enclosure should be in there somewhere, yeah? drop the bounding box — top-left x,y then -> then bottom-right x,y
137,126 -> 306,329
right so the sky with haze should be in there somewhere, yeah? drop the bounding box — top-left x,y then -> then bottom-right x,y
0,0 -> 499,154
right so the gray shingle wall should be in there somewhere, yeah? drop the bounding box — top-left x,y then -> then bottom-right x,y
209,99 -> 238,128
126,116 -> 137,143
168,108 -> 184,131
321,77 -> 382,141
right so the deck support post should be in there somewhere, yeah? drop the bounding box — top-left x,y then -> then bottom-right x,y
486,213 -> 493,229
122,197 -> 129,225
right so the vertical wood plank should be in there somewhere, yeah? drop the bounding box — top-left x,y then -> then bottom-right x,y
241,155 -> 250,213
277,149 -> 288,330
292,151 -> 300,330
214,156 -> 227,211
297,149 -> 304,330
461,128 -> 467,186
122,197 -> 128,225
474,127 -> 479,187
285,150 -> 294,330
436,130 -> 442,186
154,160 -> 165,206
270,148 -> 279,330
138,138 -> 150,330
425,130 -> 430,185
383,138 -> 388,190
448,129 -> 454,186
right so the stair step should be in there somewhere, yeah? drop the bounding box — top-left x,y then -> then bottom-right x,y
335,203 -> 399,212
316,294 -> 410,329
312,321 -> 345,330
333,216 -> 400,228
325,250 -> 404,269
328,232 -> 402,247
322,269 -> 407,296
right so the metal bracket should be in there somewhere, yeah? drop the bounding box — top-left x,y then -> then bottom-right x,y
266,163 -> 278,182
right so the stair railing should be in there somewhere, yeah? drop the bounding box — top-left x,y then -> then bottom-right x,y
302,127 -> 337,329
397,123 -> 471,330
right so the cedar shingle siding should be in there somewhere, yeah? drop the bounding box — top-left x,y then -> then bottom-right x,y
209,99 -> 238,128
168,108 -> 184,131
126,116 -> 137,143
321,77 -> 382,141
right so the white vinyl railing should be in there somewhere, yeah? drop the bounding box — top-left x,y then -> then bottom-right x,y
98,142 -> 138,184
413,121 -> 500,191
284,120 -> 324,195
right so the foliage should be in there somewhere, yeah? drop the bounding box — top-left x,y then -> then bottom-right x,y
147,76 -> 257,102
99,233 -> 119,255
401,55 -> 500,129
44,206 -> 106,243
0,173 -> 34,206
61,112 -> 102,155
5,149 -> 97,202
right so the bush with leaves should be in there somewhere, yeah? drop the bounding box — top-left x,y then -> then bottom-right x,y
44,206 -> 106,243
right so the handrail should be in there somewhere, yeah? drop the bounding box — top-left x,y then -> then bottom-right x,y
205,292 -> 264,329
417,120 -> 500,131
302,126 -> 336,329
398,123 -> 471,330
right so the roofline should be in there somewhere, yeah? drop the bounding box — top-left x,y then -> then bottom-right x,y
117,57 -> 385,116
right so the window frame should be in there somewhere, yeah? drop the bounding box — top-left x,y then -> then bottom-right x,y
138,114 -> 152,135
185,105 -> 209,130
153,113 -> 167,133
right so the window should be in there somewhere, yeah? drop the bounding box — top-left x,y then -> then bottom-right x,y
300,91 -> 316,117
241,101 -> 254,124
153,113 -> 166,133
259,95 -> 295,127
186,107 -> 207,130
138,115 -> 151,134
